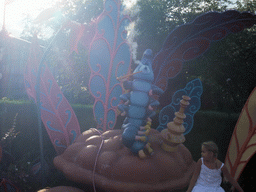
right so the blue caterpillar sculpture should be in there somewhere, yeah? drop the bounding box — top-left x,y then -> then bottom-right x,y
118,49 -> 163,158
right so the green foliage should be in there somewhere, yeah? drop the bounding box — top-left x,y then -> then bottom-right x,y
184,110 -> 239,161
133,0 -> 172,55
133,0 -> 232,58
58,0 -> 104,23
182,25 -> 256,112
236,0 -> 256,12
54,46 -> 94,105
0,100 -> 96,191
1,113 -> 19,153
0,97 -> 32,105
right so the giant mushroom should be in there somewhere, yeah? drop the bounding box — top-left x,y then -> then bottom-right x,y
54,128 -> 195,192
54,96 -> 195,192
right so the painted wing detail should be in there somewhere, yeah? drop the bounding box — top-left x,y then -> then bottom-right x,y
65,21 -> 96,54
88,0 -> 132,131
153,10 -> 256,92
157,78 -> 203,134
24,35 -> 81,155
34,8 -> 95,55
0,145 -> 2,163
24,35 -> 43,102
225,87 -> 256,181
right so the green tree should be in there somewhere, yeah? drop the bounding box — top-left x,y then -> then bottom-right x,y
133,0 -> 232,58
57,0 -> 103,23
185,0 -> 256,112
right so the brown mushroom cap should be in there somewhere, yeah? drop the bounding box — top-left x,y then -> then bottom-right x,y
54,128 -> 195,192
37,186 -> 84,192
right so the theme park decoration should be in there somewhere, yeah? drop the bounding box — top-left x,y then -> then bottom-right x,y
23,1 -> 256,156
0,178 -> 20,192
88,0 -> 132,131
53,128 -> 195,192
52,7 -> 256,191
161,95 -> 190,152
118,49 -> 164,158
157,78 -> 203,134
152,10 -> 256,92
225,87 -> 256,181
0,145 -> 2,163
24,35 -> 81,155
37,186 -> 84,192
18,0 -> 256,190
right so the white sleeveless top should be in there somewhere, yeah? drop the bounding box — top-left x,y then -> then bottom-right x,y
195,158 -> 224,188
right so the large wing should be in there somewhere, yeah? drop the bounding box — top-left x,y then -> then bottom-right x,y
0,145 -> 2,163
157,78 -> 203,134
88,0 -> 132,131
65,21 -> 96,54
34,8 -> 96,55
225,87 -> 256,181
153,10 -> 256,92
24,35 -> 81,155
24,35 -> 43,102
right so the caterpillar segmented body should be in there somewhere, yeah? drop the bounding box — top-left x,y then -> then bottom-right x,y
118,49 -> 163,158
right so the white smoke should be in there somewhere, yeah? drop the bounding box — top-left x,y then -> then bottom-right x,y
122,0 -> 140,17
121,0 -> 141,64
126,21 -> 139,64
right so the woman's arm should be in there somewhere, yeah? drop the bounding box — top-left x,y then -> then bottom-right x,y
186,159 -> 201,192
222,165 -> 244,192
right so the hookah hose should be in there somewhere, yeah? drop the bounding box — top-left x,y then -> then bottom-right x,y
92,128 -> 104,192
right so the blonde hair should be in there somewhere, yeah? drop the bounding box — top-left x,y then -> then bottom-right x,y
202,141 -> 218,157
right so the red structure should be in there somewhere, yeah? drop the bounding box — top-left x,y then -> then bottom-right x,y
0,145 -> 2,163
0,178 -> 20,192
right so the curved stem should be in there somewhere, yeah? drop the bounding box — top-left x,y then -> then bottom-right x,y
35,26 -> 63,188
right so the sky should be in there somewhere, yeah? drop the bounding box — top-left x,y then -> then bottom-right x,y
0,0 -> 59,37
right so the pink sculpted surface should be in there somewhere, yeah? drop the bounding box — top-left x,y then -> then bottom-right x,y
37,186 -> 84,192
54,128 -> 195,192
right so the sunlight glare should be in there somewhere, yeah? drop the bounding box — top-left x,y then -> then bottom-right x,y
0,0 -> 60,37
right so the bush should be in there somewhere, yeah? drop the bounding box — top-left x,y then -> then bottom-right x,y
0,100 -> 96,191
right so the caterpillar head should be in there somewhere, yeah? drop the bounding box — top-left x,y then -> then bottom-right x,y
133,49 -> 154,82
